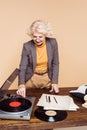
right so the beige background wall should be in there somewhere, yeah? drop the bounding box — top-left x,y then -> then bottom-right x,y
0,0 -> 87,89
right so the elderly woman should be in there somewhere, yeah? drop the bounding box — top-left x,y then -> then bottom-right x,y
17,20 -> 59,97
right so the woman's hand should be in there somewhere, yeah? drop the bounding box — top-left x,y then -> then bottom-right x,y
49,85 -> 59,93
16,84 -> 26,98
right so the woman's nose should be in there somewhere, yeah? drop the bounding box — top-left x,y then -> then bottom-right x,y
36,38 -> 40,42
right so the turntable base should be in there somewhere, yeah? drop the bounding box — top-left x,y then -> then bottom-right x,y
0,97 -> 35,120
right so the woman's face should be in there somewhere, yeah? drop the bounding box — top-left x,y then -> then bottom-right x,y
32,32 -> 45,46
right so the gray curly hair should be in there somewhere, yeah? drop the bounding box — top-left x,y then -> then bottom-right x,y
27,20 -> 53,37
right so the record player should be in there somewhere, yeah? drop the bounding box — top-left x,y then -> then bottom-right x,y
0,94 -> 35,120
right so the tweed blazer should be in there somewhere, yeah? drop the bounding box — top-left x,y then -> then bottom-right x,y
18,37 -> 59,85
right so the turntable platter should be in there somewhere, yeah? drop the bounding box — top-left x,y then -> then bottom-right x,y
0,97 -> 32,113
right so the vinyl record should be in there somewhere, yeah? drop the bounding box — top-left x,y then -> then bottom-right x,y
0,97 -> 32,113
34,107 -> 67,122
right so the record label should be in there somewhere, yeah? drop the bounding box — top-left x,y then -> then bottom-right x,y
34,107 -> 67,122
45,110 -> 57,116
9,101 -> 21,107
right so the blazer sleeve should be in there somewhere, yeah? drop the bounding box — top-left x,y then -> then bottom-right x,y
18,44 -> 29,85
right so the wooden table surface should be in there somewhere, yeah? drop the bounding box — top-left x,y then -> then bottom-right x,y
0,87 -> 87,130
